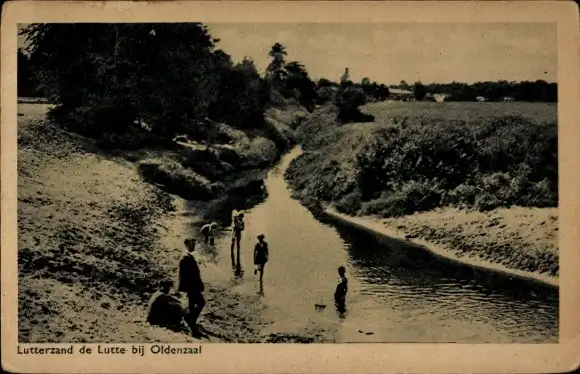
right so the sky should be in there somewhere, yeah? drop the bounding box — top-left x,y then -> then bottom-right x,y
18,22 -> 557,85
206,23 -> 557,84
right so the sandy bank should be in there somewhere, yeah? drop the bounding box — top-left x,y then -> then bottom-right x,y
17,103 -> 328,344
324,206 -> 558,288
17,104 -> 269,343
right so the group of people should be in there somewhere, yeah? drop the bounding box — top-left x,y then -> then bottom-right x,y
146,238 -> 206,335
146,210 -> 271,336
147,210 -> 349,336
229,210 -> 270,283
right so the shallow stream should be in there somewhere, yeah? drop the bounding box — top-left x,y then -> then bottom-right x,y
185,147 -> 558,343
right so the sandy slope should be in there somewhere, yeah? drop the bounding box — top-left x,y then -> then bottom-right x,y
381,207 -> 559,278
326,206 -> 558,286
17,104 -> 268,343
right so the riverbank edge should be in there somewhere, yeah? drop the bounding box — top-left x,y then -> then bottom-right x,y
323,206 -> 559,288
17,103 -> 324,343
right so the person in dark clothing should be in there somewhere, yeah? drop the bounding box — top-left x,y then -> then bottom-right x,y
334,266 -> 348,313
253,234 -> 269,284
178,238 -> 206,335
147,280 -> 184,330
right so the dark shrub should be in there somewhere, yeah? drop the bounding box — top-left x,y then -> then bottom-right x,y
138,158 -> 216,201
335,191 -> 362,215
335,85 -> 375,123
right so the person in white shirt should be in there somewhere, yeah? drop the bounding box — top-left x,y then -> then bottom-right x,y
230,211 -> 245,269
200,222 -> 218,245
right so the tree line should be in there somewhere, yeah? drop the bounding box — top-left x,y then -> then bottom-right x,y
18,23 -> 390,142
20,24 -> 270,140
18,23 -> 557,146
411,80 -> 557,102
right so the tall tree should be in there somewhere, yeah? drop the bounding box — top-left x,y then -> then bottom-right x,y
265,42 -> 288,87
360,77 -> 374,101
284,61 -> 316,111
211,57 -> 268,128
413,81 -> 426,101
20,23 -> 232,137
376,84 -> 390,101
340,67 -> 351,86
335,67 -> 370,123
17,48 -> 39,97
400,80 -> 411,90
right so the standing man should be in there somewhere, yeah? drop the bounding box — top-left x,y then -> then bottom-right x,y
178,238 -> 206,335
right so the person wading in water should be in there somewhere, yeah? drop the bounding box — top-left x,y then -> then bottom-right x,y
334,266 -> 348,313
231,212 -> 245,271
200,222 -> 218,245
178,238 -> 206,336
253,234 -> 269,290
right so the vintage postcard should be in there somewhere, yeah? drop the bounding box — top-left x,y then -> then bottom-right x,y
2,0 -> 579,373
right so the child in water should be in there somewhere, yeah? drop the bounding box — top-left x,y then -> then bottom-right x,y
231,211 -> 245,269
334,266 -> 348,312
200,222 -> 218,245
253,234 -> 269,283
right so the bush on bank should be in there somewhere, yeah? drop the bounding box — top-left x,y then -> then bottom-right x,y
138,157 -> 224,201
286,109 -> 558,217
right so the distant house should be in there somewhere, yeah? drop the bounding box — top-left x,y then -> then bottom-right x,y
433,93 -> 451,103
388,88 -> 414,101
421,93 -> 450,103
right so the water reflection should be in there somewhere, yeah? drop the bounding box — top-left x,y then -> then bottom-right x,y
335,301 -> 348,320
258,280 -> 265,297
231,245 -> 242,271
199,242 -> 219,263
325,214 -> 559,341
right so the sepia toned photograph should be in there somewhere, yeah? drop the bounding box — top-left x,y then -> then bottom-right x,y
15,19 -> 560,344
2,1 -> 580,373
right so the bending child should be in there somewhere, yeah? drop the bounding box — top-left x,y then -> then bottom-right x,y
200,222 -> 218,245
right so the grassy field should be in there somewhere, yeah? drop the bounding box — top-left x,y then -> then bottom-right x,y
286,101 -> 559,280
363,101 -> 557,124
